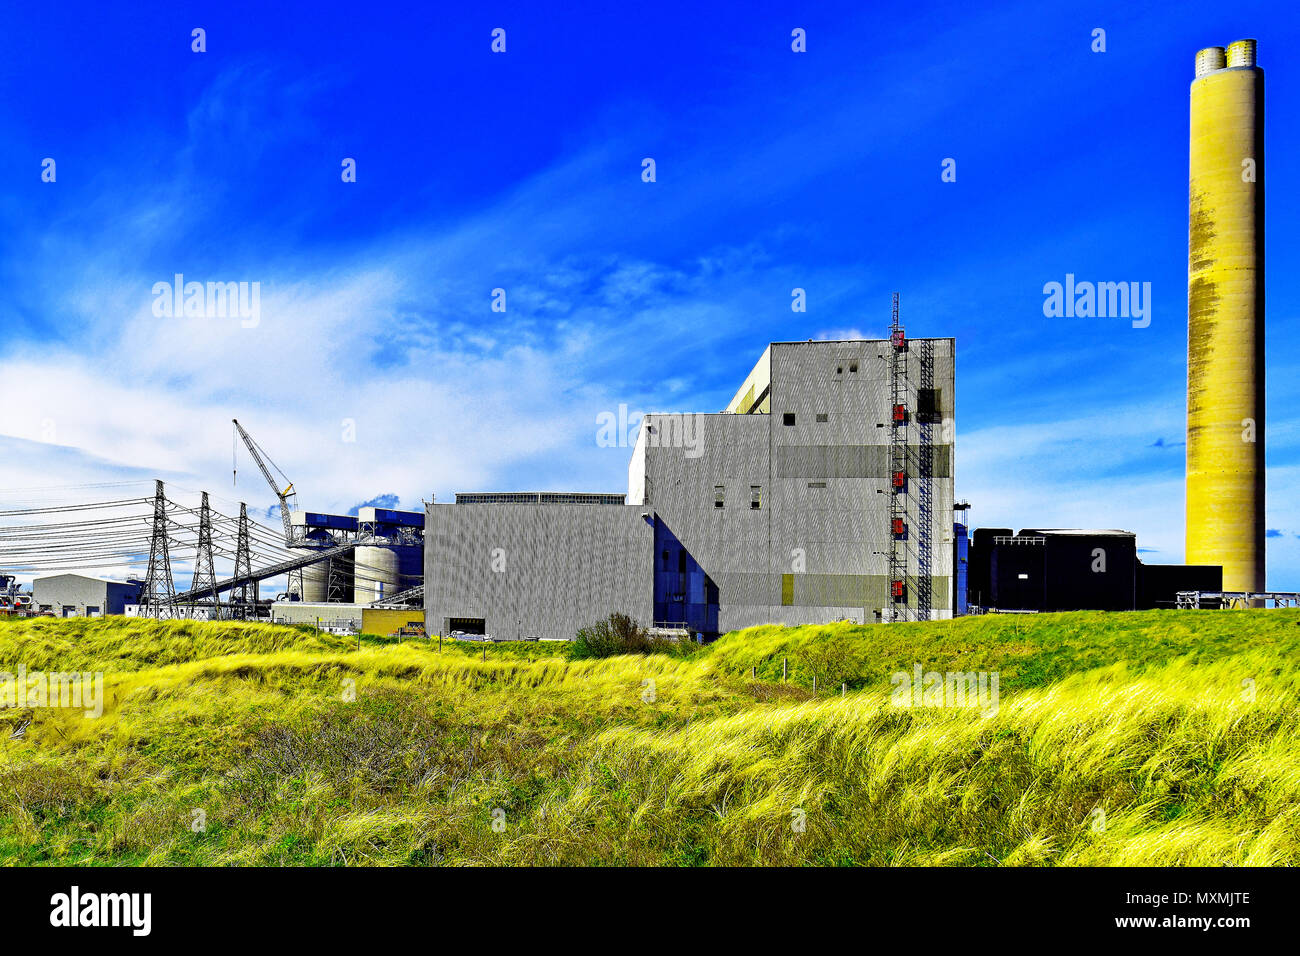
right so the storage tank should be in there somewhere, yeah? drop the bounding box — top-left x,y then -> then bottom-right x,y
301,558 -> 330,603
301,553 -> 354,603
1186,39 -> 1265,594
354,546 -> 400,603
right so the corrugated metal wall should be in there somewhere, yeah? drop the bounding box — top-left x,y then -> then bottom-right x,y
423,504 -> 654,641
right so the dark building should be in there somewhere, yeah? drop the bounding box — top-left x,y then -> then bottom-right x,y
966,528 -> 1221,613
965,527 -> 1010,610
1138,563 -> 1223,609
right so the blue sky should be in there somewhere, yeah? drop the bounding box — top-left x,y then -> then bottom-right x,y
1,0 -> 1298,587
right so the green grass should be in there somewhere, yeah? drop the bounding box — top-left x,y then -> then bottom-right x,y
705,609 -> 1300,690
1,610 -> 1297,865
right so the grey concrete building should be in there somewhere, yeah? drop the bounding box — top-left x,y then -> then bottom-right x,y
32,574 -> 141,617
424,337 -> 955,640
424,501 -> 653,639
634,338 -> 955,631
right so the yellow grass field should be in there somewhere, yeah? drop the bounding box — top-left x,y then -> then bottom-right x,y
1,610 -> 1297,865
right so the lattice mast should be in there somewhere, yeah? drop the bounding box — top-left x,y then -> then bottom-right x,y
888,294 -> 910,623
916,339 -> 935,620
189,491 -> 217,608
141,479 -> 176,618
230,502 -> 257,618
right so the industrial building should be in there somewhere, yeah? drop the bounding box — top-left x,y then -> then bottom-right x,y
32,574 -> 142,617
425,333 -> 956,641
966,528 -> 1222,613
291,506 -> 424,604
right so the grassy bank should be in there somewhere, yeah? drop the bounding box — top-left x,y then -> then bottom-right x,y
1,610 -> 1296,865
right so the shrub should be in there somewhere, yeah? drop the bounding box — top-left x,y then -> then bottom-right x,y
569,613 -> 677,659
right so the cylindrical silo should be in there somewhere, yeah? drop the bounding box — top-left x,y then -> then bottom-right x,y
1187,39 -> 1265,595
302,558 -> 330,602
354,546 -> 400,603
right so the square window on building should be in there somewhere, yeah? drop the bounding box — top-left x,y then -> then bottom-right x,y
849,363 -> 858,373
714,485 -> 725,509
750,485 -> 762,510
918,387 -> 942,423
783,412 -> 795,426
816,413 -> 828,423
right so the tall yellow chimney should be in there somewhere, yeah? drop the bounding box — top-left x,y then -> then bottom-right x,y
1187,39 -> 1265,594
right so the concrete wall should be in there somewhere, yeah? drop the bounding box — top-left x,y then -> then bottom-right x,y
269,602 -> 365,631
769,339 -> 955,620
361,607 -> 426,637
640,339 -> 955,628
424,503 -> 654,641
637,413 -> 778,630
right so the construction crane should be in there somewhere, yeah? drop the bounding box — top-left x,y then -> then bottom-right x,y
232,419 -> 299,547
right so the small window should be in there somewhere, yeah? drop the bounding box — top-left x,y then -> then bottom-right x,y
807,481 -> 826,489
714,485 -> 725,509
816,413 -> 828,423
918,387 -> 942,423
849,363 -> 858,373
750,485 -> 762,510
835,366 -> 843,375
662,549 -> 671,569
783,412 -> 795,426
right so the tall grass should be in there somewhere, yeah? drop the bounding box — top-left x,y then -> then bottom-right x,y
570,654 -> 1298,865
1,611 -> 1296,865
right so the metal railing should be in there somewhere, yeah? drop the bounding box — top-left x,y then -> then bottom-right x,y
1175,591 -> 1300,609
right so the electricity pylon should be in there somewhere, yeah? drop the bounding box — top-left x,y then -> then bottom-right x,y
231,502 -> 256,619
189,492 -> 217,615
141,479 -> 176,618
